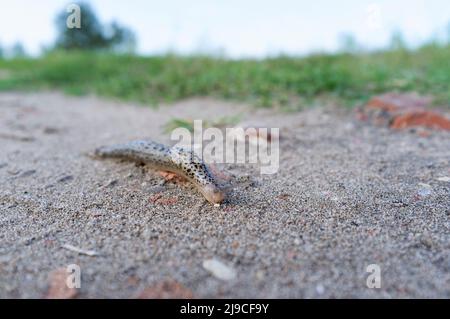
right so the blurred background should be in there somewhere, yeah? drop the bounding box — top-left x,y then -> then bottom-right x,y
0,0 -> 449,107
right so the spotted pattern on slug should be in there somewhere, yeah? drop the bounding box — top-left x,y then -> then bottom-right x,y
95,140 -> 225,204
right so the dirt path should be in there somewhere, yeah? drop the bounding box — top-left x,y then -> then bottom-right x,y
0,91 -> 449,298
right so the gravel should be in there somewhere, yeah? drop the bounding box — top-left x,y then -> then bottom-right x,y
0,91 -> 449,298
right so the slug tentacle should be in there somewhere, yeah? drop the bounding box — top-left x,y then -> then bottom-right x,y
95,140 -> 225,204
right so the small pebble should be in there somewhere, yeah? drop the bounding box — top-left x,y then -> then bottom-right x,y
255,270 -> 265,280
316,284 -> 325,295
417,183 -> 432,197
105,179 -> 118,187
203,259 -> 236,281
58,175 -> 74,183
19,169 -> 36,178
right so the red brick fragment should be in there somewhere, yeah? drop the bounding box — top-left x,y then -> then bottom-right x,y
361,92 -> 450,131
149,193 -> 177,205
159,171 -> 186,183
136,280 -> 194,299
45,268 -> 78,299
156,197 -> 178,205
366,92 -> 431,112
390,111 -> 450,131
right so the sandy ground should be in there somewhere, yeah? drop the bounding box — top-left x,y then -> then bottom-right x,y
0,91 -> 449,298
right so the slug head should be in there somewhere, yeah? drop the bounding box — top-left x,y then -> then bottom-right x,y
201,183 -> 226,204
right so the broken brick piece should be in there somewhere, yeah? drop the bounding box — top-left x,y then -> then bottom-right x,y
159,171 -> 186,183
149,193 -> 178,205
361,92 -> 450,131
156,197 -> 178,205
45,268 -> 78,299
390,111 -> 450,131
366,92 -> 431,112
136,280 -> 194,299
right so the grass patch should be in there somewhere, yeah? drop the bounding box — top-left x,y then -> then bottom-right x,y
0,44 -> 449,108
163,114 -> 243,134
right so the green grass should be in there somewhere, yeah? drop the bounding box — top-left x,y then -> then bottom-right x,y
0,44 -> 449,108
162,114 -> 243,134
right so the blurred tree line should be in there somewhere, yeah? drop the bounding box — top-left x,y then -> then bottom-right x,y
54,2 -> 136,52
0,42 -> 28,59
0,2 -> 136,59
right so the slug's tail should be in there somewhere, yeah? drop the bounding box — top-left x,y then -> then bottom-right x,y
94,140 -> 172,164
94,144 -> 133,158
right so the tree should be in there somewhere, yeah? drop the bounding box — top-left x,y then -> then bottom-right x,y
447,21 -> 450,44
54,2 -> 136,52
338,33 -> 360,54
105,21 -> 136,53
390,31 -> 407,50
11,42 -> 27,58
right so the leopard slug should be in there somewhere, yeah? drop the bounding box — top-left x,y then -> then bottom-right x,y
95,140 -> 225,204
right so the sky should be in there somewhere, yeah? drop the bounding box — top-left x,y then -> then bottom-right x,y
0,0 -> 449,57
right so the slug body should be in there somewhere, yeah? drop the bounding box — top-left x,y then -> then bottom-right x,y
95,140 -> 225,204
